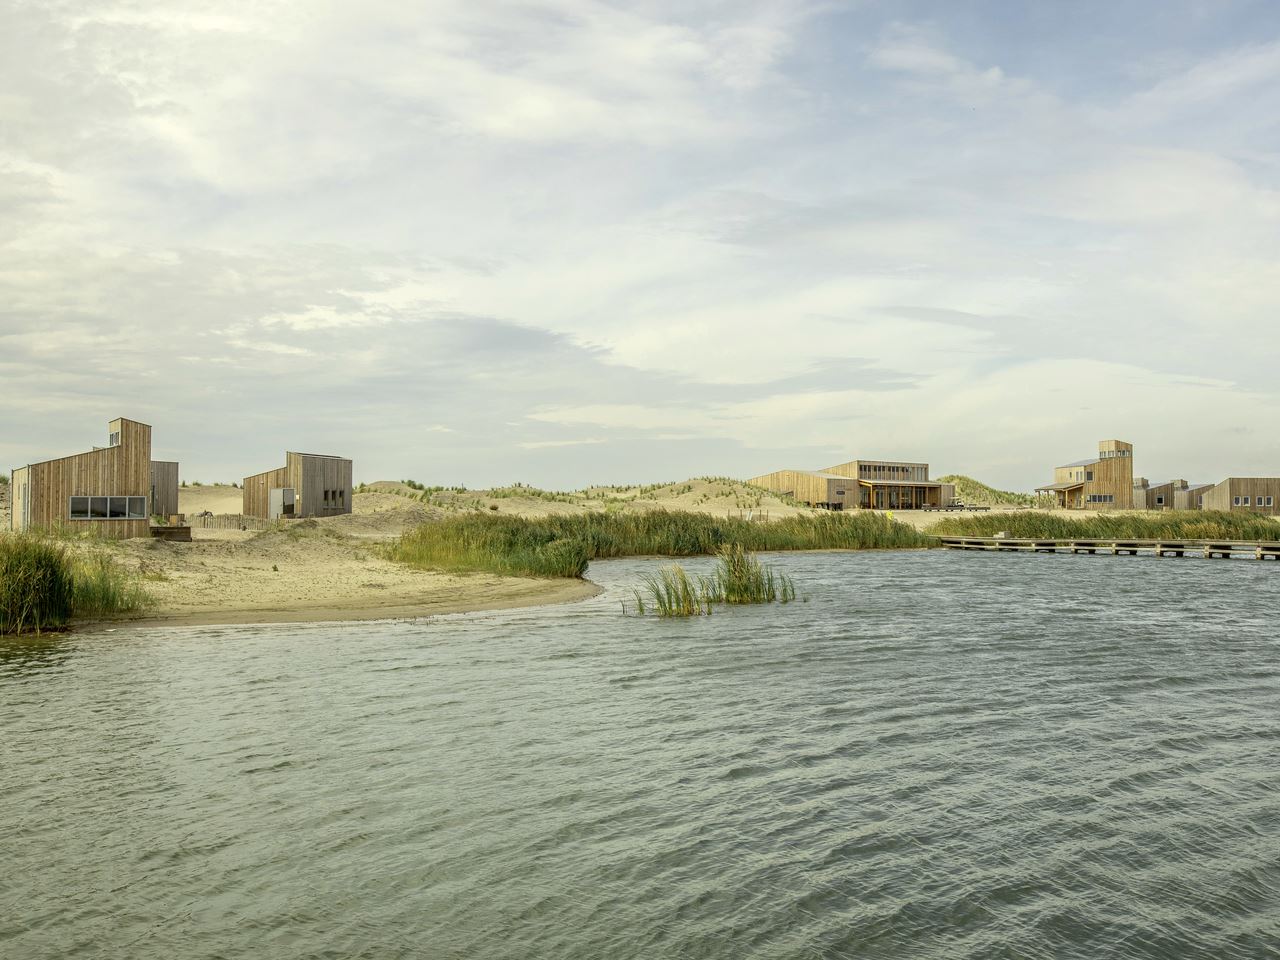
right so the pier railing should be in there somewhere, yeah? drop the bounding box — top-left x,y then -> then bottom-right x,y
940,537 -> 1280,561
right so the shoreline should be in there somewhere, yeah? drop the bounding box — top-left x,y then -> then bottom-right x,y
76,577 -> 604,631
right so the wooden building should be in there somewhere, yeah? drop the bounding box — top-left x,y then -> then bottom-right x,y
1134,478 -> 1214,511
1036,440 -> 1134,509
749,457 -> 952,510
9,417 -> 174,539
150,461 -> 180,519
243,452 -> 353,520
1198,478 -> 1280,516
746,471 -> 858,510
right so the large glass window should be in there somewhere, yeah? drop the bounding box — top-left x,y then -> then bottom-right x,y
69,495 -> 147,520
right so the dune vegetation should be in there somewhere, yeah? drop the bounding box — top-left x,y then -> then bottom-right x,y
928,510 -> 1280,541
389,509 -> 935,579
936,474 -> 1045,507
0,535 -> 154,634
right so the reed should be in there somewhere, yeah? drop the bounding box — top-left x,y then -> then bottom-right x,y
0,536 -> 75,634
389,514 -> 590,578
928,510 -> 1280,541
628,545 -> 798,617
390,509 -> 933,579
70,555 -> 154,619
0,535 -> 153,634
709,543 -> 797,605
635,565 -> 712,617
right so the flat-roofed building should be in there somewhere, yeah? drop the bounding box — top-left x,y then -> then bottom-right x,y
1198,478 -> 1280,515
746,470 -> 858,510
749,457 -> 952,510
10,416 -> 175,539
1137,478 -> 1214,511
243,452 -> 353,520
1036,440 -> 1134,509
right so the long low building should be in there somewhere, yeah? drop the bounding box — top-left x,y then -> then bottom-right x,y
1199,478 -> 1280,515
748,458 -> 953,510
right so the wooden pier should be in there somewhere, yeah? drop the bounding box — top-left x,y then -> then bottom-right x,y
940,537 -> 1280,561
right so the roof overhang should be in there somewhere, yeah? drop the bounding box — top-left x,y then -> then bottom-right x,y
1036,481 -> 1085,491
858,479 -> 943,487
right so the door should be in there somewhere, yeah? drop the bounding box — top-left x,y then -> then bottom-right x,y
268,487 -> 296,520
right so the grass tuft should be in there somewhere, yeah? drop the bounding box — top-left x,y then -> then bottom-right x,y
627,545 -> 799,617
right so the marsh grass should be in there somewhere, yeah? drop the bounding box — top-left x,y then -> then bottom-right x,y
627,545 -> 798,617
633,565 -> 712,617
928,510 -> 1280,541
1,536 -> 74,634
71,555 -> 154,619
707,544 -> 797,605
0,535 -> 153,634
390,509 -> 933,579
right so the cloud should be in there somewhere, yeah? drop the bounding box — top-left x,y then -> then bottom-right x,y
2,3 -> 1280,490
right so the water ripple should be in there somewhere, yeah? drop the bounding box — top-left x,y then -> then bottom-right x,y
3,550 -> 1280,960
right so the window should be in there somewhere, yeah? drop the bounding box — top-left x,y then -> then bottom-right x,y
1267,497 -> 1275,507
109,431 -> 120,447
1234,496 -> 1242,506
1155,496 -> 1165,505
1198,496 -> 1204,507
69,495 -> 147,520
1086,471 -> 1094,481
1243,496 -> 1251,506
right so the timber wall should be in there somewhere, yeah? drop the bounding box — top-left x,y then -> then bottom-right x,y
150,461 -> 180,518
11,417 -> 152,538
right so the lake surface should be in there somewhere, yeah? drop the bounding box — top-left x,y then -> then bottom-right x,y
3,550 -> 1280,959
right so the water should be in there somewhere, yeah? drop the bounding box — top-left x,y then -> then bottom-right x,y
3,550 -> 1280,960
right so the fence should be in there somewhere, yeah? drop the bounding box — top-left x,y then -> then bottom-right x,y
187,513 -> 274,532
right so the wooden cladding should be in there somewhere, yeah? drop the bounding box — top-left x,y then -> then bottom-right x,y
10,417 -> 154,538
242,452 -> 353,519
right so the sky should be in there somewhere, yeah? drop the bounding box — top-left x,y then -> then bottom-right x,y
3,0 -> 1279,490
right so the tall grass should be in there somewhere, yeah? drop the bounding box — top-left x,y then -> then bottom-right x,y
390,509 -> 933,579
629,545 -> 798,617
1,536 -> 75,634
0,535 -> 154,634
929,510 -> 1280,541
633,565 -> 713,617
71,555 -> 154,618
704,544 -> 797,605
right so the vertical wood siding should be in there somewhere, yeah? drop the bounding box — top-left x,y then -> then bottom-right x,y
12,418 -> 152,538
